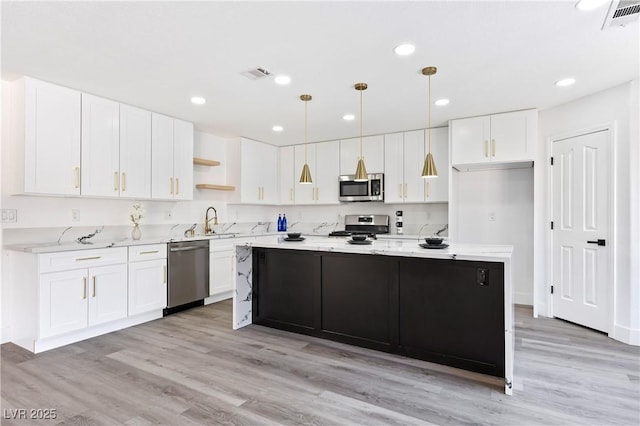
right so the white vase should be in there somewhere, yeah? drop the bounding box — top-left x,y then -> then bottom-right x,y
132,224 -> 142,240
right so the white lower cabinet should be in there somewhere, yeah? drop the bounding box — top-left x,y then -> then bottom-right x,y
87,264 -> 128,326
128,258 -> 167,316
209,242 -> 235,297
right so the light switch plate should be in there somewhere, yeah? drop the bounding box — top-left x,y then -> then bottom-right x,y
72,209 -> 80,222
1,209 -> 17,223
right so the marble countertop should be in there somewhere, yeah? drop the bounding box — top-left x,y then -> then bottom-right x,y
243,235 -> 513,262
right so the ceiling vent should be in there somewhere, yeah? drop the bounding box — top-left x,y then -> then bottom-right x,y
241,67 -> 272,80
602,0 -> 640,29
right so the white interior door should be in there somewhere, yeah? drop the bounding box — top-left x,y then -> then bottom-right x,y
552,130 -> 610,332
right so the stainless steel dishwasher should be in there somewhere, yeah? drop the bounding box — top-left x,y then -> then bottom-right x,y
165,240 -> 209,315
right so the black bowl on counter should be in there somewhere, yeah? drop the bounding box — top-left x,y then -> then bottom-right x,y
424,237 -> 444,245
351,234 -> 368,241
287,232 -> 301,239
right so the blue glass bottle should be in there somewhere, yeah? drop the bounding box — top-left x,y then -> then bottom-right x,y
277,214 -> 283,232
282,214 -> 287,231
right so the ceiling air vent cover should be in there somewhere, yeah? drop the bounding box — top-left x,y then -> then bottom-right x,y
602,0 -> 640,29
241,67 -> 272,80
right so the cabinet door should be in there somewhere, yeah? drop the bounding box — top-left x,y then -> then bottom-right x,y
120,104 -> 151,199
404,130 -> 426,203
24,78 -> 81,195
81,94 -> 120,197
294,144 -> 316,204
240,138 -> 262,203
128,259 -> 167,315
209,249 -> 234,295
384,132 -> 404,203
424,127 -> 449,203
39,270 -> 88,338
490,110 -> 531,162
87,264 -> 128,326
260,142 -> 279,204
340,135 -> 384,175
173,119 -> 194,200
314,140 -> 340,204
451,116 -> 490,166
279,146 -> 296,205
151,113 -> 174,199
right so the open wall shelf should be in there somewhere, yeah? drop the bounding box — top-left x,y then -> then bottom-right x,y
193,157 -> 221,166
195,184 -> 235,191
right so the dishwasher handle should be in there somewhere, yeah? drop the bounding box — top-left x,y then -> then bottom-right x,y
170,245 -> 205,252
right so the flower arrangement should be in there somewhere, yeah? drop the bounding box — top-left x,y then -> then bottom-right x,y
129,203 -> 144,226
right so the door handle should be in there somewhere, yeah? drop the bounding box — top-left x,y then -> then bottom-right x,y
170,246 -> 203,252
114,171 -> 119,191
92,276 -> 96,297
491,139 -> 496,157
170,177 -> 174,195
176,178 -> 179,195
121,172 -> 126,192
484,140 -> 489,158
587,239 -> 606,246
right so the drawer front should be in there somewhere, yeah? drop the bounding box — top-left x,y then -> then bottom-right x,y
39,247 -> 128,273
129,244 -> 167,262
209,240 -> 235,253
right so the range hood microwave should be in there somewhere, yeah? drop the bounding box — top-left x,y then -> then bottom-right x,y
338,173 -> 384,202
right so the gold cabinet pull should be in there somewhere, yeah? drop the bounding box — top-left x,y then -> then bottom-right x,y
404,183 -> 407,198
316,187 -> 319,201
140,250 -> 159,255
74,167 -> 80,188
76,256 -> 101,261
114,171 -> 119,191
121,172 -> 126,192
398,184 -> 402,198
163,265 -> 167,284
92,276 -> 96,298
491,139 -> 496,157
426,181 -> 431,198
484,140 -> 489,158
82,277 -> 87,299
290,188 -> 293,201
170,177 -> 174,194
176,178 -> 179,194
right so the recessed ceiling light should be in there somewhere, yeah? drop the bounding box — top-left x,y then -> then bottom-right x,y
190,96 -> 206,105
394,43 -> 415,56
575,0 -> 609,11
274,75 -> 291,85
555,78 -> 576,87
272,125 -> 284,132
343,114 -> 355,121
434,98 -> 450,106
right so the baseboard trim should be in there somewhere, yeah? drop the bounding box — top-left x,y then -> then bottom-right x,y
612,323 -> 640,346
1,325 -> 11,344
204,290 -> 233,305
513,292 -> 533,306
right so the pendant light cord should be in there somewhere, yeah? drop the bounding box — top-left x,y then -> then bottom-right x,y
428,74 -> 432,154
359,88 -> 363,159
304,100 -> 308,163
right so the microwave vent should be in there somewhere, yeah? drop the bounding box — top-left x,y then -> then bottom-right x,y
241,67 -> 272,80
602,0 -> 640,29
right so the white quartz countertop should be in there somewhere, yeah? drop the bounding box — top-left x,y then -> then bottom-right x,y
243,235 -> 513,262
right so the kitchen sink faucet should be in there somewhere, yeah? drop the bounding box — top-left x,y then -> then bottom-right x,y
204,206 -> 218,235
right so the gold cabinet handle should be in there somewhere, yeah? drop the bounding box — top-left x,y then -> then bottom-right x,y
76,256 -> 101,261
484,140 -> 489,158
114,171 -> 119,191
316,187 -> 319,201
74,167 -> 80,188
426,181 -> 430,198
404,183 -> 407,198
121,172 -> 126,192
92,276 -> 96,298
163,265 -> 167,284
82,277 -> 87,299
491,139 -> 496,157
140,250 -> 159,255
398,184 -> 402,199
176,178 -> 179,194
290,188 -> 293,201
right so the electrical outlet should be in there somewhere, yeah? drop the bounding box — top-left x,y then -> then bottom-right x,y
488,212 -> 496,222
1,209 -> 17,223
165,210 -> 173,220
71,209 -> 80,222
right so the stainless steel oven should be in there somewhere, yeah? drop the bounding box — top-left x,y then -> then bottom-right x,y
338,173 -> 384,202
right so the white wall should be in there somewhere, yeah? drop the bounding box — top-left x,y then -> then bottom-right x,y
536,81 -> 639,345
451,168 -> 534,305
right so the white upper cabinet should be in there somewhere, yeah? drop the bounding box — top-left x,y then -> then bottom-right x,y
81,94 -> 120,197
451,109 -> 537,170
22,77 -> 81,195
119,104 -> 152,199
423,127 -> 449,203
228,138 -> 278,204
293,141 -> 340,205
279,146 -> 296,205
340,135 -> 384,175
151,113 -> 193,200
383,132 -> 405,204
403,130 -> 427,203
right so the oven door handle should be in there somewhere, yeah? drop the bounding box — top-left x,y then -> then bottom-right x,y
170,246 -> 204,252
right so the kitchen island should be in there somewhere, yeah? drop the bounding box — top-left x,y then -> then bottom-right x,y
234,236 -> 514,394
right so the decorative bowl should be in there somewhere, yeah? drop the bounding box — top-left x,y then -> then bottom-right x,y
351,234 -> 367,241
424,237 -> 444,245
287,232 -> 302,239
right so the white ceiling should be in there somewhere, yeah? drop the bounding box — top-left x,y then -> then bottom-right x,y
2,1 -> 638,146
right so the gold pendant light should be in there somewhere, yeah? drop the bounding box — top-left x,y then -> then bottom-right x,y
421,67 -> 438,178
354,83 -> 368,181
299,94 -> 313,184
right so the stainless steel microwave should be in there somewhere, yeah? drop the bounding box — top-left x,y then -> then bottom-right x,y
338,173 -> 384,202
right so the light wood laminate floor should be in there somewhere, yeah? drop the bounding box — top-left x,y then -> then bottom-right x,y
2,301 -> 639,425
